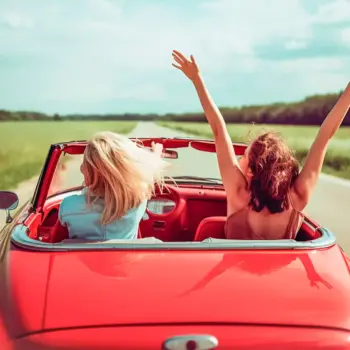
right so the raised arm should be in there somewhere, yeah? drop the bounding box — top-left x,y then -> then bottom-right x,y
292,82 -> 350,209
172,50 -> 247,210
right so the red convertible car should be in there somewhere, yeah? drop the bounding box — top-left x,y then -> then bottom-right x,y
0,137 -> 349,349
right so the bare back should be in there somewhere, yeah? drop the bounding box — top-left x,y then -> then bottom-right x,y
225,191 -> 304,240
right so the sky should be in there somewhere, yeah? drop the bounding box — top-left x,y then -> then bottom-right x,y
0,0 -> 349,115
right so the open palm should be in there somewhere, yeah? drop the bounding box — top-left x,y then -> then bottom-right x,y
172,50 -> 199,81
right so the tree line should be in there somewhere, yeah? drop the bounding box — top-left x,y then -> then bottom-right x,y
1,91 -> 349,125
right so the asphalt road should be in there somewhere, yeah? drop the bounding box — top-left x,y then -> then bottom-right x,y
1,122 -> 349,253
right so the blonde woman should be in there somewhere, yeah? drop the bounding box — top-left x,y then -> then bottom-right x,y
58,132 -> 168,241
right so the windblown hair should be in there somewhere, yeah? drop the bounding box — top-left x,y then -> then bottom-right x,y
248,132 -> 299,214
82,132 -> 169,224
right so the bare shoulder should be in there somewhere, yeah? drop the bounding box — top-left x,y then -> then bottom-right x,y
288,186 -> 308,212
227,184 -> 250,215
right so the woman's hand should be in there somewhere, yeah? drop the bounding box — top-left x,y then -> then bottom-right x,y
151,142 -> 163,156
172,50 -> 200,81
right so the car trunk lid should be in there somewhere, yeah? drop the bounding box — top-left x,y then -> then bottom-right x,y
43,246 -> 350,331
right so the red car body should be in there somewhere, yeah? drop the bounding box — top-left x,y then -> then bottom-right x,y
0,137 -> 349,350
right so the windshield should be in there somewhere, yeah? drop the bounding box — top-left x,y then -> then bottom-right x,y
48,145 -> 236,196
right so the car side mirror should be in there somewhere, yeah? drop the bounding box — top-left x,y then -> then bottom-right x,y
0,191 -> 19,224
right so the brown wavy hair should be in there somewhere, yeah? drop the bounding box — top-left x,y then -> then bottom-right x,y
247,132 -> 299,214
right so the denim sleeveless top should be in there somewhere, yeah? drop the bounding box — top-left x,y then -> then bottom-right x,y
58,192 -> 147,241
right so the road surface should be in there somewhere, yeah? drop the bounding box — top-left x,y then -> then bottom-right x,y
1,122 -> 349,252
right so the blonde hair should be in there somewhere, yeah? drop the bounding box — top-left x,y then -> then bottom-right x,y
82,131 -> 169,225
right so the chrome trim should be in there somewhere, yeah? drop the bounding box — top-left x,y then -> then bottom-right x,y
10,225 -> 336,252
162,334 -> 218,350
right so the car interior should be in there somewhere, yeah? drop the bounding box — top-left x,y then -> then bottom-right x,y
18,139 -> 323,245
27,183 -> 321,244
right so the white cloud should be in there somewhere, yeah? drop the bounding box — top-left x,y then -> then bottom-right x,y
340,27 -> 350,46
199,0 -> 312,42
0,12 -> 34,28
311,0 -> 350,24
260,56 -> 348,101
0,0 -> 348,113
278,57 -> 345,72
284,40 -> 308,50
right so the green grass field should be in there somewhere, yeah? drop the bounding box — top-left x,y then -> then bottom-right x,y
158,121 -> 350,180
0,121 -> 136,190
